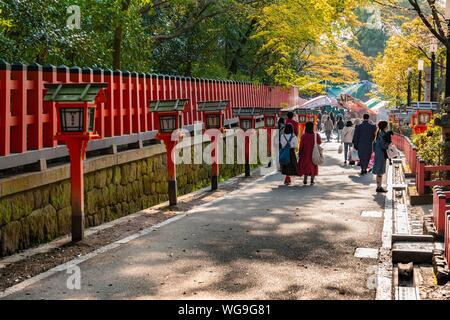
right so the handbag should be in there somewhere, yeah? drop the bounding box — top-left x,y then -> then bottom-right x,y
312,133 -> 324,165
351,148 -> 359,161
387,143 -> 399,159
279,134 -> 294,166
338,143 -> 343,154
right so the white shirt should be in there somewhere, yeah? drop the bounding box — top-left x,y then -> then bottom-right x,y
280,133 -> 298,148
341,126 -> 355,144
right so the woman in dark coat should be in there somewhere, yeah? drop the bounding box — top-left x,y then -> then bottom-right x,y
297,122 -> 322,185
353,114 -> 376,175
372,121 -> 389,193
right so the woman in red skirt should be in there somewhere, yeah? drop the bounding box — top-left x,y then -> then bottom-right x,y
298,122 -> 322,185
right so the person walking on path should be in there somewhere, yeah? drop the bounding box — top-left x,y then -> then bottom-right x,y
285,111 -> 299,137
336,116 -> 345,143
317,112 -> 323,131
298,122 -> 322,186
280,124 -> 298,185
278,117 -> 286,149
324,116 -> 334,142
372,121 -> 391,193
352,114 -> 376,175
341,120 -> 355,165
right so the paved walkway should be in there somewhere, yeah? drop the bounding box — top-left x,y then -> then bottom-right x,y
4,141 -> 384,300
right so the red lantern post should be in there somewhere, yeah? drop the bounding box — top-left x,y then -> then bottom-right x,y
198,100 -> 229,190
233,107 -> 262,177
44,83 -> 107,241
149,99 -> 188,206
263,108 -> 281,158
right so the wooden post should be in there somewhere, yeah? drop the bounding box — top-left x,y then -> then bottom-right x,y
446,210 -> 450,263
164,138 -> 177,206
417,158 -> 426,196
66,138 -> 88,242
0,60 -> 11,156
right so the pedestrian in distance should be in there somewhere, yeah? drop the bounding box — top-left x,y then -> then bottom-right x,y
324,116 -> 334,142
277,117 -> 286,150
298,122 -> 322,186
352,114 -> 376,175
336,116 -> 345,143
372,121 -> 390,193
280,124 -> 298,185
341,120 -> 355,165
285,111 -> 299,137
317,112 -> 323,131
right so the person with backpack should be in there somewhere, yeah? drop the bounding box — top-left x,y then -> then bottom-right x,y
298,122 -> 322,185
336,116 -> 345,143
372,121 -> 389,193
341,120 -> 355,165
279,123 -> 298,185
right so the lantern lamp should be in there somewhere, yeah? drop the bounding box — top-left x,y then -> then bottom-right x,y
45,83 -> 106,139
149,99 -> 188,134
263,108 -> 281,128
233,107 -> 263,131
44,82 -> 107,242
198,100 -> 229,130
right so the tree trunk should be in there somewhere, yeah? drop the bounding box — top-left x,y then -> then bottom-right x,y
113,25 -> 124,70
112,0 -> 132,70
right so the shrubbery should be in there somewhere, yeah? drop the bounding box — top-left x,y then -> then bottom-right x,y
411,115 -> 445,165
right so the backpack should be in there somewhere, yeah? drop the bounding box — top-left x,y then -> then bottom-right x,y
279,134 -> 294,166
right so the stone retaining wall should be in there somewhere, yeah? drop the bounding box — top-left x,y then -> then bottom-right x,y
0,139 -> 246,257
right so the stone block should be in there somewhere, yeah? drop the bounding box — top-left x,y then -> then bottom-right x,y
57,207 -> 72,236
121,164 -> 130,186
108,184 -> 117,205
0,198 -> 12,226
0,221 -> 23,256
85,190 -> 97,215
113,166 -> 121,185
141,160 -> 148,175
11,192 -> 34,221
116,184 -> 128,203
33,187 -> 50,209
129,162 -> 137,182
85,173 -> 95,191
24,205 -> 58,244
94,170 -> 107,189
106,168 -> 113,185
143,175 -> 151,195
49,182 -> 70,211
105,206 -> 113,222
146,158 -> 153,173
101,186 -> 110,206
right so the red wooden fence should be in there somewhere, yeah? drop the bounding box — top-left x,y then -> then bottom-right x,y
0,61 -> 299,156
392,134 -> 450,196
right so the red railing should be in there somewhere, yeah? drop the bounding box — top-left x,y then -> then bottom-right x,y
391,134 -> 417,174
0,61 -> 299,156
433,186 -> 450,236
446,210 -> 450,263
392,134 -> 450,196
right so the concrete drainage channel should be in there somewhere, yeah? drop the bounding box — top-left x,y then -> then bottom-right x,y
385,158 -> 442,300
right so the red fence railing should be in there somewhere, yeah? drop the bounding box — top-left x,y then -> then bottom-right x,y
392,133 -> 450,196
0,61 -> 299,156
